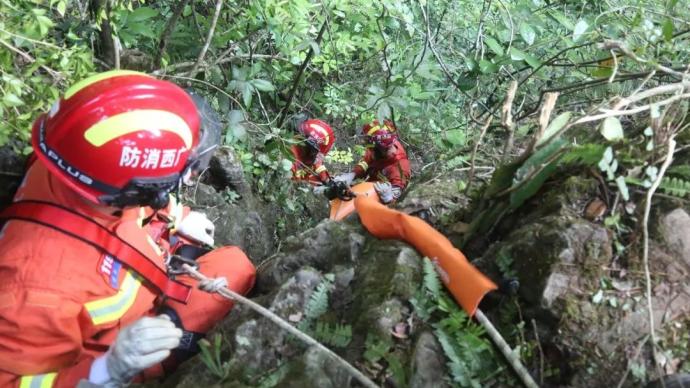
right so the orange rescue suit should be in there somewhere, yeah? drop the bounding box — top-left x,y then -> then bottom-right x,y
290,145 -> 331,185
0,163 -> 256,387
353,138 -> 411,190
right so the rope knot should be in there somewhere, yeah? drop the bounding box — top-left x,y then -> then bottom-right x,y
198,276 -> 228,292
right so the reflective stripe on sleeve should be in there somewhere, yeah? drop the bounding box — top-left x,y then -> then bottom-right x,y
315,165 -> 327,174
84,271 -> 142,325
19,372 -> 57,388
357,161 -> 368,171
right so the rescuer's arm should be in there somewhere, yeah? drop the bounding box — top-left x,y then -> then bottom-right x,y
352,149 -> 374,179
0,289 -> 95,388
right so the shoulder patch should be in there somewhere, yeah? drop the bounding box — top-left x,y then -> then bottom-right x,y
98,254 -> 122,289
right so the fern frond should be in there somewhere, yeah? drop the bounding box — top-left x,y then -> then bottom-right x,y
314,322 -> 352,348
435,328 -> 481,388
422,258 -> 442,299
661,177 -> 690,198
668,165 -> 690,179
304,274 -> 335,320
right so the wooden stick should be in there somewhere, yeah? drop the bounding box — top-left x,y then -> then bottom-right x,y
181,264 -> 379,388
475,309 -> 539,388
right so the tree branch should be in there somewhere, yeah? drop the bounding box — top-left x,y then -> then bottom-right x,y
188,0 -> 224,78
276,20 -> 328,128
154,0 -> 190,68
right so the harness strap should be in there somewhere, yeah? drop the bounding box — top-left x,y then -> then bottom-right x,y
0,200 -> 192,303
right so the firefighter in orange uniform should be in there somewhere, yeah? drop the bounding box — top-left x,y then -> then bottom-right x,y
0,71 -> 256,387
290,115 -> 335,186
335,120 -> 411,203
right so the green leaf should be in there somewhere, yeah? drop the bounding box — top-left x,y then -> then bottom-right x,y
444,129 -> 465,146
573,19 -> 589,42
592,289 -> 604,304
600,117 -> 624,141
251,79 -> 275,92
524,53 -> 542,69
519,24 -> 536,45
662,19 -> 674,42
129,7 -> 158,22
242,84 -> 253,107
478,59 -> 498,74
549,10 -> 575,30
2,93 -> 24,107
509,47 -> 526,61
456,76 -> 476,91
484,37 -> 504,56
537,112 -> 571,146
377,102 -> 391,123
56,0 -> 66,16
615,176 -> 630,200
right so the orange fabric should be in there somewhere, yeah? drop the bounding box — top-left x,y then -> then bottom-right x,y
290,145 -> 330,184
0,163 -> 256,387
354,195 -> 496,316
328,182 -> 379,221
353,139 -> 410,190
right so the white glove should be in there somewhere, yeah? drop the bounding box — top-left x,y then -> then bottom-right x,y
177,211 -> 215,246
374,181 -> 395,204
89,315 -> 182,387
333,172 -> 355,185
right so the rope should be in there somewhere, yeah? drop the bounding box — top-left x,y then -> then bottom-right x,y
474,309 -> 539,388
180,264 -> 379,388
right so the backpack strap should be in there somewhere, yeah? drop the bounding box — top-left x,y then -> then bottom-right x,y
0,200 -> 192,303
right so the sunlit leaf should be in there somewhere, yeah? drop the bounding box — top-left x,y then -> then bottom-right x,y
616,176 -> 630,200
663,19 -> 674,41
2,94 -> 24,107
520,24 -> 536,45
510,47 -> 526,61
251,79 -> 275,92
479,59 -> 498,74
129,7 -> 158,22
600,117 -> 624,141
537,112 -> 571,146
484,37 -> 504,56
573,19 -> 589,42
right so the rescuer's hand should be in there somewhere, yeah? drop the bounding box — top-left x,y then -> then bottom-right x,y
333,172 -> 355,185
177,211 -> 215,246
374,181 -> 394,204
89,315 -> 182,387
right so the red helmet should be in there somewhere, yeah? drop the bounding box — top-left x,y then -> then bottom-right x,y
298,119 -> 335,155
32,70 -> 201,209
362,120 -> 397,149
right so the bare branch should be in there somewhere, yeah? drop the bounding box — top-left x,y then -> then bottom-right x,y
501,80 -> 518,162
155,0 -> 191,68
276,20 -> 328,128
641,135 -> 676,383
188,0 -> 224,78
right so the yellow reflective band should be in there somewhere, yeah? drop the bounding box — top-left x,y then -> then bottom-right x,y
84,109 -> 193,149
309,123 -> 330,147
315,165 -> 327,173
357,161 -> 369,171
366,125 -> 381,136
19,372 -> 57,388
64,70 -> 149,100
84,271 -> 142,325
